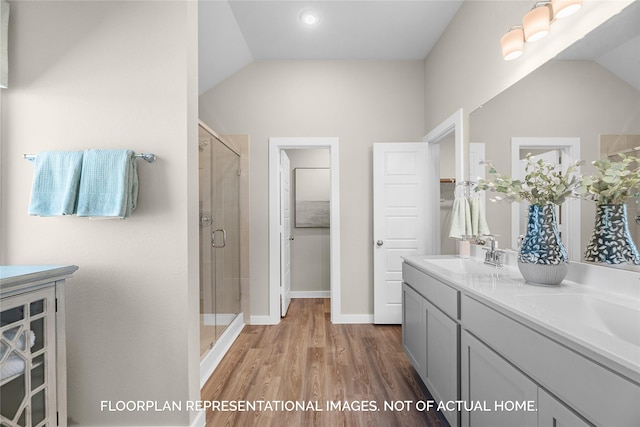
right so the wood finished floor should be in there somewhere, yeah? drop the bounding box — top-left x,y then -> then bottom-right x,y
201,298 -> 447,427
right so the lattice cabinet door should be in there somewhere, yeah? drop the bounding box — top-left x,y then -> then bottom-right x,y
1,286 -> 57,427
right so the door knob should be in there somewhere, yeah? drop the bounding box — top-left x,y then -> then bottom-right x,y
288,236 -> 295,241
376,240 -> 383,246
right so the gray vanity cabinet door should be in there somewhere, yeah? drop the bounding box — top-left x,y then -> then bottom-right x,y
461,330 -> 537,427
538,388 -> 593,427
424,298 -> 459,427
402,283 -> 426,381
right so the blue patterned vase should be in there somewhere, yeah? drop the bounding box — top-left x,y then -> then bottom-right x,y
584,204 -> 640,265
517,203 -> 569,285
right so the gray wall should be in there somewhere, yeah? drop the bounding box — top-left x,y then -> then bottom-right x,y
423,0 -> 631,134
1,1 -> 200,425
199,60 -> 425,317
471,60 -> 640,255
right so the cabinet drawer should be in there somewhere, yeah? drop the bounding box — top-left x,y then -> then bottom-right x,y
462,295 -> 640,427
402,262 -> 459,319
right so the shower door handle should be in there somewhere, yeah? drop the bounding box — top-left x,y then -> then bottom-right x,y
212,229 -> 227,248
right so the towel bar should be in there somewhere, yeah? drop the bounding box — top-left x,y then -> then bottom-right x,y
23,152 -> 156,163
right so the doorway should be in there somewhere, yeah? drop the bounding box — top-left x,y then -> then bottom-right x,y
284,149 -> 332,314
268,138 -> 341,324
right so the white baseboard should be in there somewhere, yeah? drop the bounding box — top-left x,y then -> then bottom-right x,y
202,313 -> 237,326
331,313 -> 374,324
290,290 -> 330,298
249,314 -> 279,325
200,313 -> 244,389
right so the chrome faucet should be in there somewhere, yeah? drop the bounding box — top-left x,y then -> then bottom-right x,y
480,235 -> 505,267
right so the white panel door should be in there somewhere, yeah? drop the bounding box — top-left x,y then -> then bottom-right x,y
373,143 -> 429,324
280,151 -> 292,317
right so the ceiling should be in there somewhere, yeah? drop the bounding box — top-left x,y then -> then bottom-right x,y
199,1 -> 640,95
198,0 -> 463,94
555,0 -> 640,91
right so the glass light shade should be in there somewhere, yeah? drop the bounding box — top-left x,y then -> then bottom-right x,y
523,5 -> 551,42
551,0 -> 582,19
501,28 -> 524,60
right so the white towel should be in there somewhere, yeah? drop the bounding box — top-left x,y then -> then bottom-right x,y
470,196 -> 490,237
0,329 -> 36,381
449,197 -> 472,239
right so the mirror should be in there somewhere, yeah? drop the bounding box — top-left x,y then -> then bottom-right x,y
470,2 -> 640,270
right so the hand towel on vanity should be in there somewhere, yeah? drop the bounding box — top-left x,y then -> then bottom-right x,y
448,196 -> 472,239
469,196 -> 490,237
28,151 -> 84,216
76,149 -> 138,218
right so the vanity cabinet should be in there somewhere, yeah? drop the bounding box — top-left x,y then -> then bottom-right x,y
461,330 -> 591,427
401,283 -> 426,378
402,257 -> 639,427
461,330 -> 537,427
1,266 -> 77,427
462,294 -> 636,427
538,389 -> 592,427
402,263 -> 460,427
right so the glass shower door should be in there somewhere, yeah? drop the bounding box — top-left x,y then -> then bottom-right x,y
199,127 -> 241,359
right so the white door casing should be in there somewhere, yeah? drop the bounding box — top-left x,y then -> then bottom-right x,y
268,137 -> 341,325
373,143 -> 429,324
280,151 -> 292,317
424,109 -> 464,255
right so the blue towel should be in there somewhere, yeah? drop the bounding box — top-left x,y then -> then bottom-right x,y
28,151 -> 84,216
76,149 -> 138,218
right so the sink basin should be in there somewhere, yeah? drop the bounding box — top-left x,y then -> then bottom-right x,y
517,294 -> 640,347
423,258 -> 506,276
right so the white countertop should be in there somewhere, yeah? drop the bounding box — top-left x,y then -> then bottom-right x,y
402,255 -> 640,384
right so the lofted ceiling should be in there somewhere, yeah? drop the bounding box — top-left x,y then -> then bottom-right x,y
555,0 -> 640,92
198,0 -> 464,94
199,1 -> 640,96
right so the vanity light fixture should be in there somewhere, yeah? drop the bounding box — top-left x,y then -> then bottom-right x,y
551,0 -> 583,19
501,0 -> 581,60
501,26 -> 525,61
523,2 -> 552,42
299,9 -> 320,26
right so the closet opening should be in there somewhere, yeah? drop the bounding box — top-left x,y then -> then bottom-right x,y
283,149 -> 331,314
268,138 -> 341,324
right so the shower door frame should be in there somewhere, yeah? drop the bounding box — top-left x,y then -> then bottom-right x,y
199,124 -> 241,356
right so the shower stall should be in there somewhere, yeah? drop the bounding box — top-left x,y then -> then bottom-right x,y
198,124 -> 242,362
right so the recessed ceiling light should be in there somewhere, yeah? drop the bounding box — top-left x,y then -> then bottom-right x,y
299,9 -> 320,26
